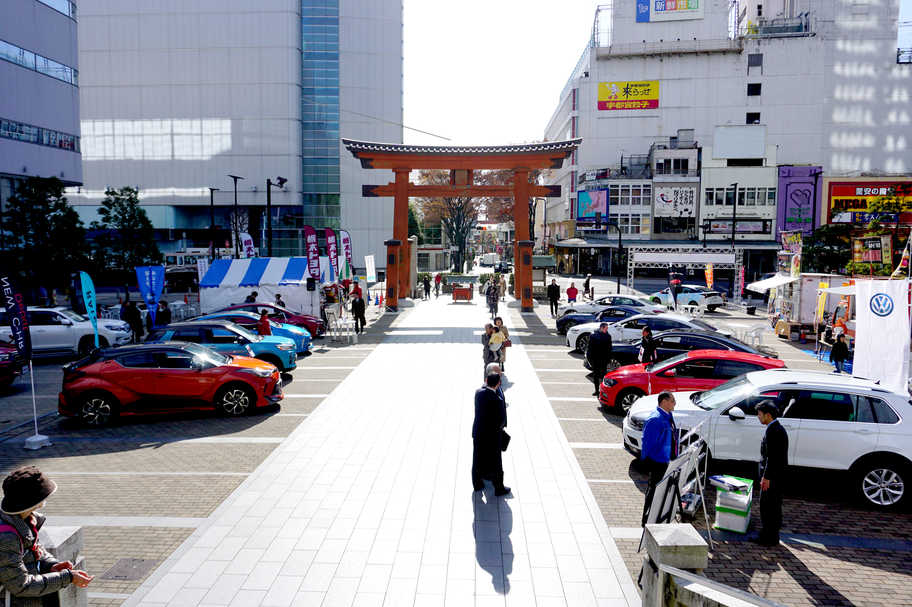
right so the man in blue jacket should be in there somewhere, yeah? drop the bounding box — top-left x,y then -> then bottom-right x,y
640,391 -> 678,525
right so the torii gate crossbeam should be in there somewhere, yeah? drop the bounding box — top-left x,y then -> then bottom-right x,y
342,138 -> 581,312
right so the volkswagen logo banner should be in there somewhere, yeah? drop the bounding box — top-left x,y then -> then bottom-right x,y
854,280 -> 909,394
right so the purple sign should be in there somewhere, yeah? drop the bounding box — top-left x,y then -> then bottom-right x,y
777,165 -> 823,237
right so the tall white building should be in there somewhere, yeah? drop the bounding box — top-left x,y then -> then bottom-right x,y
71,0 -> 402,268
544,0 -> 911,278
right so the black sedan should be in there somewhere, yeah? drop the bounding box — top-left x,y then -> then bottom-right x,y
556,306 -> 646,335
602,329 -> 778,370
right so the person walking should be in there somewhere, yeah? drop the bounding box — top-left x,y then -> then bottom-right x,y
244,291 -> 258,303
423,276 -> 431,300
830,334 -> 850,373
558,260 -> 565,275
0,467 -> 94,605
566,282 -> 578,303
434,273 -> 442,298
583,274 -> 591,300
586,323 -> 613,397
640,391 -> 678,526
157,301 -> 172,327
486,281 -> 499,318
754,400 -> 788,546
482,324 -> 497,373
124,301 -> 143,344
547,279 -> 561,317
639,326 -> 657,364
472,370 -> 510,496
494,317 -> 510,373
274,293 -> 286,308
257,310 -> 272,336
499,273 -> 507,302
351,293 -> 367,334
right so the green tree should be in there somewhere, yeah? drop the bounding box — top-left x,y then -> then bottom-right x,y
91,186 -> 161,273
864,184 -> 912,269
801,223 -> 853,273
408,203 -> 424,244
1,176 -> 88,294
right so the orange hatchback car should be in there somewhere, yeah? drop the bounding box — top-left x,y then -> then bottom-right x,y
59,342 -> 283,426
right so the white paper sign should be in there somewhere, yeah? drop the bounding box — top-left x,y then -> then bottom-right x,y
365,255 -> 377,282
853,279 -> 910,394
654,186 -> 696,217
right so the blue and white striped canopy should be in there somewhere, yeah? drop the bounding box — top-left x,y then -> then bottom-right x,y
200,257 -> 311,289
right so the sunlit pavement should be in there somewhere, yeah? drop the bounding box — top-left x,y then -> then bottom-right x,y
124,294 -> 637,606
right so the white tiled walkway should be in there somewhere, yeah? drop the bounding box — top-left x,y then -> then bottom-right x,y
125,297 -> 638,607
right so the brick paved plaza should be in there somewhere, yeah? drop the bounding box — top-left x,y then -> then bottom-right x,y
0,294 -> 910,606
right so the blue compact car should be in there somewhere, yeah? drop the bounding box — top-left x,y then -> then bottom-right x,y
146,320 -> 297,372
194,311 -> 312,354
556,305 -> 646,335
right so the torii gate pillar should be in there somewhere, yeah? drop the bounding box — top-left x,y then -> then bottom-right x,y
392,169 -> 410,299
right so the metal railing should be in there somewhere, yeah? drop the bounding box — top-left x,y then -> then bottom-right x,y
596,38 -> 743,58
737,15 -> 812,38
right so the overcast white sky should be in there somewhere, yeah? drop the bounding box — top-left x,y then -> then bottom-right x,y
401,0 -> 602,146
401,0 -> 912,147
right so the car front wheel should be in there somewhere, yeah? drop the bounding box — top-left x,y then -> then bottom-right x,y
575,333 -> 590,353
616,388 -> 645,413
217,385 -> 255,416
560,320 -> 577,335
855,458 -> 908,509
80,393 -> 117,427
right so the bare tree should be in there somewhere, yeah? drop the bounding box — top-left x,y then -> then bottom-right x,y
416,170 -> 481,273
228,209 -> 249,257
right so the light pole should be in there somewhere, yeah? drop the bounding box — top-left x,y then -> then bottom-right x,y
606,222 -> 623,294
265,176 -> 287,257
810,169 -> 823,233
227,174 -> 244,258
208,187 -> 219,261
730,182 -> 739,251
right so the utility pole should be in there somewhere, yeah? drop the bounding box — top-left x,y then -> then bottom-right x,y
265,177 -> 287,257
208,187 -> 219,261
228,174 -> 244,258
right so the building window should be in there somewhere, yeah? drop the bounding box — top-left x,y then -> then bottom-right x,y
0,39 -> 78,85
746,112 -> 761,124
672,158 -> 689,174
757,4 -> 763,17
747,82 -> 762,96
748,53 -> 763,67
0,117 -> 79,152
37,0 -> 77,19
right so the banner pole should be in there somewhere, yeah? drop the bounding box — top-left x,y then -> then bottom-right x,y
24,361 -> 50,450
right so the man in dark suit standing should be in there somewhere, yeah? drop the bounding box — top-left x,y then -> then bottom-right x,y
586,323 -> 613,397
472,370 -> 510,496
547,279 -> 560,317
755,400 -> 788,546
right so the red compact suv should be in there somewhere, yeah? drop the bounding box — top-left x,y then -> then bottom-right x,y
219,303 -> 325,337
0,341 -> 23,390
58,342 -> 283,426
599,349 -> 785,413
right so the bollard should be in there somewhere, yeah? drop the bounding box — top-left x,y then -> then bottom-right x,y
39,526 -> 87,607
640,524 -> 707,607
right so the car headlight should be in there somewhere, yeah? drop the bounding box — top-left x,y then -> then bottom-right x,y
628,415 -> 646,431
239,367 -> 273,378
277,343 -> 295,351
602,378 -> 617,387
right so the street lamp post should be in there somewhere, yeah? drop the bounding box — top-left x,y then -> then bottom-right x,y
265,176 -> 287,257
227,174 -> 244,258
606,222 -> 623,294
730,182 -> 738,251
208,187 -> 219,261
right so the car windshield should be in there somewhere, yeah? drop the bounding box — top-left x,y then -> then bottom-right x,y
691,319 -> 717,331
179,343 -> 231,365
59,309 -> 86,322
692,375 -> 754,410
646,353 -> 688,373
229,324 -> 262,342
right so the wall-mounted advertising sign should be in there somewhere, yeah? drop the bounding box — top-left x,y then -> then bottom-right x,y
829,181 -> 912,223
708,219 -> 770,234
576,189 -> 607,219
598,81 -> 659,111
777,166 -> 822,236
636,0 -> 704,23
654,186 -> 696,217
852,235 -> 893,264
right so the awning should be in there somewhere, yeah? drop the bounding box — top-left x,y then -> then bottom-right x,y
200,257 -> 313,289
818,285 -> 855,296
746,273 -> 799,293
554,238 -> 616,249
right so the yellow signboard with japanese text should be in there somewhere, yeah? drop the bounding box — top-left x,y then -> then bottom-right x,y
598,81 -> 659,111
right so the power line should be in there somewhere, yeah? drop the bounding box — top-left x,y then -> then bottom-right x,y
301,96 -> 451,141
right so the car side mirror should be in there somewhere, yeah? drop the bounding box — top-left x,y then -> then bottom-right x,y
60,319 -> 73,326
728,406 -> 746,421
664,368 -> 676,377
191,360 -> 204,371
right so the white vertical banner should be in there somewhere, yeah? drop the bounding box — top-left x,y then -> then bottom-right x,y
365,255 -> 377,282
853,279 -> 910,393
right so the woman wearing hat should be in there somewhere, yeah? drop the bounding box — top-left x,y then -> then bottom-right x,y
0,467 -> 92,605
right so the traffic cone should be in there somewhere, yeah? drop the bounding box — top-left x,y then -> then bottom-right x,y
379,294 -> 384,308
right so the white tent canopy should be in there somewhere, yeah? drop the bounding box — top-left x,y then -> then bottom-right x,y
818,285 -> 856,296
198,257 -> 321,316
746,273 -> 799,294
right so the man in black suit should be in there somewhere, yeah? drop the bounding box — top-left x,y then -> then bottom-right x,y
755,400 -> 788,546
547,279 -> 561,317
472,370 -> 510,496
586,323 -> 613,397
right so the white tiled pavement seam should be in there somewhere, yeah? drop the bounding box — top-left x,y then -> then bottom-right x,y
124,297 -> 636,607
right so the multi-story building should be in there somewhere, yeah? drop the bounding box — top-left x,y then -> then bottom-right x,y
1,0 -> 81,208
70,0 -> 402,268
544,0 -> 911,277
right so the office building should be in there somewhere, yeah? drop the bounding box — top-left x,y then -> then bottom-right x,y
1,0 -> 81,208
71,0 -> 402,267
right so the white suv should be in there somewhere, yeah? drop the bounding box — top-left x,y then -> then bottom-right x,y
623,369 -> 912,509
0,307 -> 132,355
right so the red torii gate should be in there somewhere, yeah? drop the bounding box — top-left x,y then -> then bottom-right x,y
342,138 -> 580,312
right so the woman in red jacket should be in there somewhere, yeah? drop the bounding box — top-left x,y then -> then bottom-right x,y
256,310 -> 272,336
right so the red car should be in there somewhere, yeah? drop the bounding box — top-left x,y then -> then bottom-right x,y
0,341 -> 23,389
58,343 -> 283,426
219,303 -> 325,337
599,349 -> 785,413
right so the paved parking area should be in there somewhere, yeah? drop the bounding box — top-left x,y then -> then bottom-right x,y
519,298 -> 912,607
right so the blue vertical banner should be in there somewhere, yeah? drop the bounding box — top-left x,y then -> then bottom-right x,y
0,274 -> 31,361
79,271 -> 99,348
636,0 -> 650,22
135,265 -> 165,328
